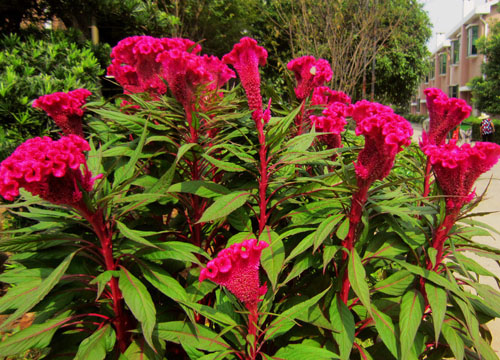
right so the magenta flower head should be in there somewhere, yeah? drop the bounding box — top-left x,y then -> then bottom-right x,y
423,87 -> 471,146
201,55 -> 236,91
0,135 -> 100,205
311,86 -> 351,107
33,89 -> 92,137
222,37 -> 268,123
107,36 -> 201,97
423,141 -> 500,209
310,102 -> 351,149
287,56 -> 333,101
199,238 -> 269,306
352,100 -> 413,183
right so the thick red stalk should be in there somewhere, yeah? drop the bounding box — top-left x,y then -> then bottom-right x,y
246,302 -> 259,360
73,200 -> 130,353
422,158 -> 432,198
340,183 -> 369,304
256,120 -> 269,236
428,211 -> 457,270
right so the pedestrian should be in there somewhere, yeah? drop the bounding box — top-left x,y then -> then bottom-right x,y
479,113 -> 495,142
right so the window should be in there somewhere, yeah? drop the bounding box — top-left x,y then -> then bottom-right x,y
451,39 -> 460,64
467,25 -> 479,56
430,59 -> 435,79
439,53 -> 447,75
449,85 -> 458,98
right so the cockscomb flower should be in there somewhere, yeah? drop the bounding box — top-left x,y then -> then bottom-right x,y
223,37 -> 268,123
107,36 -> 201,97
201,55 -> 236,91
0,135 -> 100,205
352,101 -> 413,183
423,140 -> 500,209
33,89 -> 92,137
199,238 -> 269,306
310,102 -> 351,149
311,87 -> 351,107
422,87 -> 471,146
287,56 -> 333,101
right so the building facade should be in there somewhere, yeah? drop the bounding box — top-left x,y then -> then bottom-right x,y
411,0 -> 500,116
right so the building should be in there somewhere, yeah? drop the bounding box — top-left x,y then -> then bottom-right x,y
411,0 -> 500,116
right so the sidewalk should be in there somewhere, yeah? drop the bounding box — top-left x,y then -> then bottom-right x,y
412,123 -> 500,353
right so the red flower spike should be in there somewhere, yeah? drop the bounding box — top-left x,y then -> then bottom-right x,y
423,141 -> 500,209
199,238 -> 269,306
311,86 -> 351,107
0,135 -> 100,204
422,87 -> 472,146
107,36 -> 201,97
352,101 -> 413,183
287,56 -> 333,101
33,89 -> 92,137
222,37 -> 268,123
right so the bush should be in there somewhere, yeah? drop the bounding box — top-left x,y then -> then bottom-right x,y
0,30 -> 104,145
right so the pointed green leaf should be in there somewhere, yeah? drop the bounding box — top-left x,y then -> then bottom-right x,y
399,290 -> 425,360
330,295 -> 355,360
121,338 -> 163,360
198,191 -> 250,223
371,304 -> 398,358
260,227 -> 284,291
441,322 -> 464,360
116,221 -> 160,249
373,270 -> 415,296
156,321 -> 230,351
202,154 -> 247,172
424,282 -> 447,344
75,324 -> 116,360
347,248 -> 371,309
167,181 -> 229,198
313,214 -> 342,252
273,343 -> 340,359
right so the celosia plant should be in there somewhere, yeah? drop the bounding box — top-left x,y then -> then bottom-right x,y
32,89 -> 92,137
287,56 -> 333,102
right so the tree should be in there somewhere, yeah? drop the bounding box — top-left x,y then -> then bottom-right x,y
470,22 -> 500,115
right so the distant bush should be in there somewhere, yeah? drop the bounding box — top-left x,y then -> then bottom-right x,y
0,30 -> 104,145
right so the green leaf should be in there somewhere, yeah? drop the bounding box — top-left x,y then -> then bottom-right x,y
273,343 -> 340,359
424,282 -> 447,344
313,214 -> 343,252
336,218 -> 349,240
140,241 -> 207,265
197,191 -> 251,223
140,263 -> 187,302
373,270 -> 415,296
202,153 -> 247,172
371,304 -> 398,359
167,180 -> 230,198
0,312 -> 72,356
281,253 -> 317,285
121,339 -> 163,360
347,248 -> 371,309
260,227 -> 284,291
89,270 -> 120,301
0,251 -> 76,331
441,322 -> 464,360
75,324 -> 116,360
116,221 -> 160,249
399,290 -> 425,360
156,321 -> 230,351
119,267 -> 156,350
329,295 -> 355,360
265,286 -> 330,341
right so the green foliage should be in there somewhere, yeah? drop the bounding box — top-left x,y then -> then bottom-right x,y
0,30 -> 103,144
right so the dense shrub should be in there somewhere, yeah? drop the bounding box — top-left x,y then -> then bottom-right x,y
0,30 -> 104,145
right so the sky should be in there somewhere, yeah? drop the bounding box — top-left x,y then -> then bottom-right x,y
419,0 -> 464,52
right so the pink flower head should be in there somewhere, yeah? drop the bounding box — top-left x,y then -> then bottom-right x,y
352,101 -> 413,183
222,37 -> 268,123
0,135 -> 100,204
107,36 -> 201,97
310,102 -> 351,149
311,86 -> 351,107
201,55 -> 236,91
423,141 -> 500,209
156,49 -> 212,108
33,89 -> 92,137
287,56 -> 333,101
423,88 -> 472,146
199,238 -> 269,306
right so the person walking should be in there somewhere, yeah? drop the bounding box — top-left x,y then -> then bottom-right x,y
480,113 -> 495,142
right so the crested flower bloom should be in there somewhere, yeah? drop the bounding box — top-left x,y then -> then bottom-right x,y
352,101 -> 413,183
33,89 -> 92,137
422,87 -> 471,146
0,135 -> 100,205
311,86 -> 351,107
199,238 -> 269,306
310,102 -> 351,149
287,56 -> 333,101
107,36 -> 201,97
423,140 -> 500,209
222,37 -> 268,123
201,55 -> 236,91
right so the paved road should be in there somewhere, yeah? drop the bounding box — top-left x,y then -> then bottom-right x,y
412,123 -> 500,354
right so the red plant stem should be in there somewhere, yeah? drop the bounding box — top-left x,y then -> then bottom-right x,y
73,201 -> 130,353
246,302 -> 259,360
422,158 -> 432,198
256,119 -> 269,236
428,211 -> 457,271
340,182 -> 370,304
